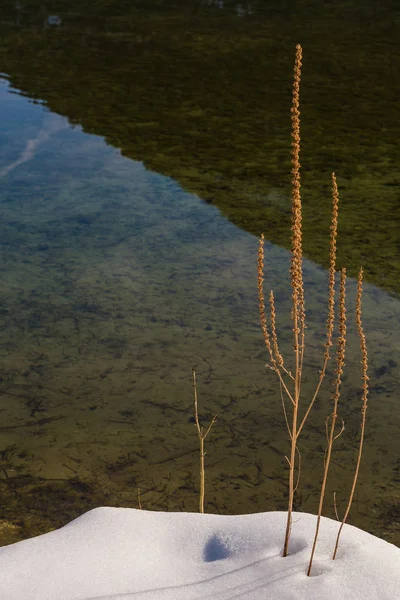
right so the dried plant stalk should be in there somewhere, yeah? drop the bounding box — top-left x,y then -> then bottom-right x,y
257,45 -> 369,571
332,267 -> 369,559
192,368 -> 217,514
270,290 -> 285,371
258,45 -> 338,557
258,235 -> 277,369
307,268 -> 347,576
258,236 -> 294,405
282,42 -> 304,558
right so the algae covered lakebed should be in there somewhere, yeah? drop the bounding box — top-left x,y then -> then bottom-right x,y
0,0 -> 399,546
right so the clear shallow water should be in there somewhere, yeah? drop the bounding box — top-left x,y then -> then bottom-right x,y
0,80 -> 399,546
2,0 -> 400,298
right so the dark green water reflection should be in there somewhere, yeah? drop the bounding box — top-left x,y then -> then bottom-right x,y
0,78 -> 399,548
0,0 -> 400,296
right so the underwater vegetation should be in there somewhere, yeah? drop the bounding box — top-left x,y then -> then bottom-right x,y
0,1 -> 399,549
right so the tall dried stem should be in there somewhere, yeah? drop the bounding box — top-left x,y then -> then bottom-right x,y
290,44 -> 305,379
258,45 -> 368,570
192,368 -> 217,514
307,268 -> 347,576
282,42 -> 304,558
332,267 -> 369,559
258,44 -> 308,556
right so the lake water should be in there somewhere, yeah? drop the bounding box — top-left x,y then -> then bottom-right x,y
0,74 -> 399,547
2,0 -> 400,296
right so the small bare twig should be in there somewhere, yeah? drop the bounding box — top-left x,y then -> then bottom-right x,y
192,368 -> 217,514
279,379 -> 292,441
333,492 -> 340,522
293,446 -> 302,493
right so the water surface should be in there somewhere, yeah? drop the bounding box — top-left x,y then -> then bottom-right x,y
1,0 -> 400,295
0,79 -> 399,547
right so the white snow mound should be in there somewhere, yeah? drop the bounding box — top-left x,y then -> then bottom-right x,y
0,507 -> 398,600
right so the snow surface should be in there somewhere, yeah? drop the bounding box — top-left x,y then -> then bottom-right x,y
0,507 -> 398,600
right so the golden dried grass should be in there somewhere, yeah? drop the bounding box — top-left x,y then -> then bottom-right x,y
257,44 -> 370,571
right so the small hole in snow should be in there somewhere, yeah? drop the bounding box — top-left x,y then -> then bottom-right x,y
203,534 -> 231,562
308,562 -> 333,577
